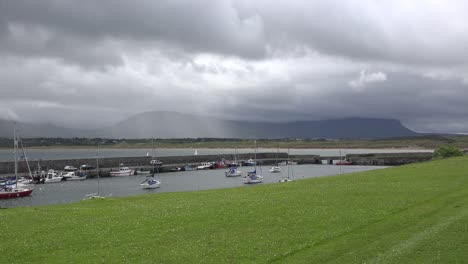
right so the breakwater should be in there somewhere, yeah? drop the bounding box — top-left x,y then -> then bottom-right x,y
0,152 -> 433,176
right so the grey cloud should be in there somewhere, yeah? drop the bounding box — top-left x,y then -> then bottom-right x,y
0,1 -> 468,134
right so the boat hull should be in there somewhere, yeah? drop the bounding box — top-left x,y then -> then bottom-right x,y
110,171 -> 134,176
243,175 -> 263,184
225,172 -> 242,177
67,176 -> 87,181
0,188 -> 33,199
269,167 -> 281,173
45,177 -> 63,183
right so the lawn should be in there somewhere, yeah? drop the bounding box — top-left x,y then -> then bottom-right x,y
1,156 -> 468,263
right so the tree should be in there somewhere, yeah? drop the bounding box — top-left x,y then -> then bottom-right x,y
433,145 -> 464,159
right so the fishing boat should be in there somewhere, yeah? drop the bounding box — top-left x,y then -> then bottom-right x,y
197,162 -> 213,170
62,171 -> 87,181
0,124 -> 34,199
44,169 -> 63,183
110,164 -> 134,176
243,140 -> 263,184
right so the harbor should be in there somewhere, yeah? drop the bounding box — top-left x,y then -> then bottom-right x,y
0,149 -> 433,176
0,163 -> 385,208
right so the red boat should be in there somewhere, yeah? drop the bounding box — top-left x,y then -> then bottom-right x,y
0,124 -> 34,199
336,160 -> 353,165
0,188 -> 33,199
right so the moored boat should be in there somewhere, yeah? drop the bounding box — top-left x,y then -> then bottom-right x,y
269,166 -> 281,173
225,166 -> 242,177
140,177 -> 161,189
197,162 -> 213,170
243,170 -> 263,184
243,140 -> 263,184
336,160 -> 352,165
0,187 -> 33,199
110,164 -> 134,176
44,169 -> 63,183
0,124 -> 34,199
62,171 -> 87,181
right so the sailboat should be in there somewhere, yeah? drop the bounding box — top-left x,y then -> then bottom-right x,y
85,143 -> 104,199
279,148 -> 294,182
141,138 -> 161,189
225,147 -> 242,177
225,165 -> 242,177
0,124 -> 34,199
243,140 -> 263,184
269,144 -> 281,173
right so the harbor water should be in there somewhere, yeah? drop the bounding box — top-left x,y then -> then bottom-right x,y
0,164 -> 385,208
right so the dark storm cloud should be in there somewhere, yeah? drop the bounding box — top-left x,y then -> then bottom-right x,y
0,0 -> 468,133
0,0 -> 266,67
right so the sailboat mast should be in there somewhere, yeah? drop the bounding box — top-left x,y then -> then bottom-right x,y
151,137 -> 155,176
13,123 -> 18,189
97,143 -> 100,196
276,144 -> 279,166
254,140 -> 257,171
287,148 -> 290,179
151,137 -> 155,158
20,140 -> 33,178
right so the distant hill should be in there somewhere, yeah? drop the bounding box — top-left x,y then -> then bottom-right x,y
0,119 -> 90,138
93,111 -> 418,139
0,111 -> 418,139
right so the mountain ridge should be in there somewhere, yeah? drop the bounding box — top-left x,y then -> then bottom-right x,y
0,111 -> 418,139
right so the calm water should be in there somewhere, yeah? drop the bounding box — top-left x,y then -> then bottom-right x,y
0,147 -> 432,161
0,164 -> 385,208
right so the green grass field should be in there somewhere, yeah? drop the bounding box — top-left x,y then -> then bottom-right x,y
1,157 -> 468,263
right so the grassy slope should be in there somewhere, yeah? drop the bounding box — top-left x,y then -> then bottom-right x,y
1,157 -> 468,263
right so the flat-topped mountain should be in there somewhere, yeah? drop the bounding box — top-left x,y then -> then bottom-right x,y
0,111 -> 418,139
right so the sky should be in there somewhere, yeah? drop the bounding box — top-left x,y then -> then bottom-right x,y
1,0 -> 468,133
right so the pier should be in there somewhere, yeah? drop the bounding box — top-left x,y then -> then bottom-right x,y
0,152 -> 433,177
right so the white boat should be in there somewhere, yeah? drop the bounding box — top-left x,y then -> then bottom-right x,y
110,164 -> 134,176
197,162 -> 213,170
243,170 -> 264,184
140,177 -> 161,189
225,166 -> 242,177
45,169 -> 63,183
244,159 -> 256,166
62,171 -> 87,181
136,168 -> 152,175
269,166 -> 281,173
243,140 -> 263,184
64,165 -> 78,172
